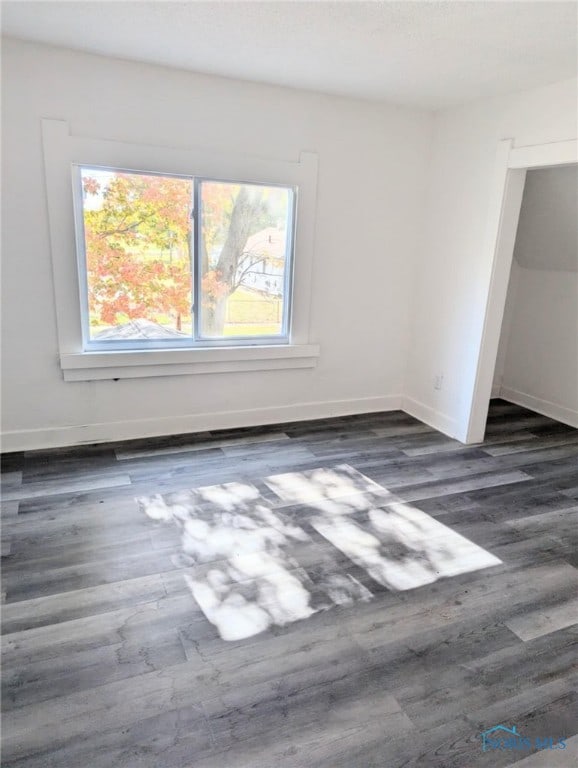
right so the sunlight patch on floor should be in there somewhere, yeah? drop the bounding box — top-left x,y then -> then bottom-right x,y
139,465 -> 501,640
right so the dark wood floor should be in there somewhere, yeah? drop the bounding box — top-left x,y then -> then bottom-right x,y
1,400 -> 577,767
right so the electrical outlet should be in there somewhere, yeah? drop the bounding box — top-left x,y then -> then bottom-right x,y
434,374 -> 444,391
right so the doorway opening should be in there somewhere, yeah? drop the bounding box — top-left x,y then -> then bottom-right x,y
491,164 -> 577,433
466,140 -> 577,444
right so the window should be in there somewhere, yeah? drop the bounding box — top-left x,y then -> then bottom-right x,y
75,167 -> 296,349
42,119 -> 319,380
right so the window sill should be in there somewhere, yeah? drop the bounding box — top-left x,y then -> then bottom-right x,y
60,344 -> 320,381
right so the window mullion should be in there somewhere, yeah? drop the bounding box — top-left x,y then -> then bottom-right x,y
192,177 -> 201,344
188,177 -> 196,345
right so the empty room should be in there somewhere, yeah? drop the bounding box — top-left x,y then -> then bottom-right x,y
1,2 -> 577,767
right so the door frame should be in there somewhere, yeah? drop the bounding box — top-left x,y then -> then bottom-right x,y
465,138 -> 577,444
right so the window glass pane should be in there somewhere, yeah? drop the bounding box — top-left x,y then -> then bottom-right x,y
80,168 -> 193,342
198,180 -> 293,338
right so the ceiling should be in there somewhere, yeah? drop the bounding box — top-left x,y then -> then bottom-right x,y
1,1 -> 577,109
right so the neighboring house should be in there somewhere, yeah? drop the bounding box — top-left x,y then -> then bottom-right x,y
240,227 -> 287,296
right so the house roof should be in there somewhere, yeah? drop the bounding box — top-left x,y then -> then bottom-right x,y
94,319 -> 187,340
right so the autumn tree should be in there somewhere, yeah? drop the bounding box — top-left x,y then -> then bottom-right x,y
82,171 -> 192,334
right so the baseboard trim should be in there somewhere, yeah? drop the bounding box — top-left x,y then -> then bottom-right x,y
5,388 -> 573,454
499,386 -> 578,429
1,395 -> 404,452
401,396 -> 460,440
491,384 -> 502,399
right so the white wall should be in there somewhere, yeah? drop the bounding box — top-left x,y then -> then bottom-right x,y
404,77 -> 578,441
499,268 -> 578,427
1,38 -> 432,450
513,166 -> 578,271
492,166 -> 578,427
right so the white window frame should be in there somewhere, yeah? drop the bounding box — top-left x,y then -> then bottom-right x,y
42,119 -> 319,381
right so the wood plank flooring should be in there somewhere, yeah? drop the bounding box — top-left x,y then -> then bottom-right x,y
1,400 -> 577,767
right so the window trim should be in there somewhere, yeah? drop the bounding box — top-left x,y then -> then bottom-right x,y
59,344 -> 320,381
41,119 -> 319,379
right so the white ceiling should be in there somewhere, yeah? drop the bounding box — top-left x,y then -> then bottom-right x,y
1,1 -> 576,109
